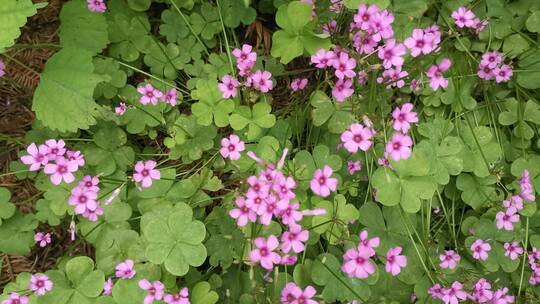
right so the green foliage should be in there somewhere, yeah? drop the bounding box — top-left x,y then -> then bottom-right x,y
229,102 -> 276,140
0,188 -> 15,225
0,0 -> 46,52
191,78 -> 234,127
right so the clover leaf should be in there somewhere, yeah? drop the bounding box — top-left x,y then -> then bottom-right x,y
144,43 -> 190,80
191,79 -> 234,127
292,145 -> 342,187
415,138 -> 463,185
229,102 -> 276,140
311,194 -> 359,244
459,125 -> 501,178
93,58 -> 128,99
35,199 -> 62,226
112,263 -> 162,304
371,149 -> 437,213
167,115 -> 217,163
0,187 -> 15,225
205,207 -> 244,269
310,90 -> 355,134
219,0 -> 256,28
95,229 -> 142,273
456,174 -> 501,210
190,3 -> 222,41
498,98 -> 540,140
0,212 -> 38,255
271,1 -> 332,63
191,281 -> 219,304
108,13 -> 153,62
141,203 -> 207,276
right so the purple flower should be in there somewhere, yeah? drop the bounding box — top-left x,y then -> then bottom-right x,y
0,59 -> 5,78
220,134 -> 245,160
340,123 -> 373,153
44,139 -> 66,161
218,75 -> 240,99
80,175 -> 100,192
477,64 -> 495,80
256,196 -> 280,225
103,278 -> 113,295
496,207 -> 519,231
29,274 -> 53,296
519,170 -> 535,202
280,202 -> 303,227
426,58 -> 451,91
353,4 -> 379,31
385,133 -> 412,161
115,259 -> 136,279
1,293 -> 28,304
273,175 -> 296,201
291,78 -> 308,91
377,67 -> 408,88
471,239 -> 491,260
310,165 -> 338,197
20,143 -> 49,171
137,84 -> 163,106
66,150 -> 85,168
504,241 -> 523,260
249,235 -> 281,270
68,186 -> 98,215
133,160 -> 161,188
503,195 -> 523,211
87,0 -> 106,13
229,197 -> 257,227
332,79 -> 354,102
332,52 -> 356,79
43,157 -> 78,185
341,247 -> 376,279
480,51 -> 503,69
439,250 -> 460,269
347,160 -> 361,175
441,281 -> 467,304
451,7 -> 476,28
34,232 -> 52,247
378,39 -> 406,69
232,44 -> 257,67
115,102 -> 126,115
250,70 -> 273,93
385,246 -> 407,276
493,64 -> 513,83
470,278 -> 493,303
281,283 -> 318,304
491,287 -> 514,304
428,283 -> 444,300
162,88 -> 178,106
83,204 -> 104,222
163,287 -> 189,304
404,29 -> 435,57
391,103 -> 418,134
310,49 -> 335,68
358,230 -> 379,257
139,279 -> 165,304
280,225 -> 309,253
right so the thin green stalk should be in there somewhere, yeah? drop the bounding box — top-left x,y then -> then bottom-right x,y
216,0 -> 235,77
0,169 -> 30,178
517,217 -> 529,300
169,0 -> 210,57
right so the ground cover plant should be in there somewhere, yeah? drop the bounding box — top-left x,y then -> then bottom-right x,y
1,0 -> 540,302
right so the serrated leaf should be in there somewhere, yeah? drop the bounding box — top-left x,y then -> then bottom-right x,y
0,0 -> 46,52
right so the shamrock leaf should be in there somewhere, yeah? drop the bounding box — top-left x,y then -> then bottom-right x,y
112,263 -> 162,304
78,202 -> 133,246
456,174 -> 501,210
416,138 -> 463,185
59,0 -> 109,55
190,3 -> 222,41
371,149 -> 437,213
219,0 -> 257,28
526,11 -> 540,33
205,207 -> 244,269
144,43 -> 190,80
93,58 -> 128,99
191,281 -> 219,304
271,1 -> 332,63
167,115 -> 217,163
0,212 -> 38,254
310,90 -> 355,134
108,13 -> 153,62
95,229 -> 142,273
35,199 -> 62,226
0,0 -> 46,52
191,78 -> 234,127
229,102 -> 276,140
0,187 -> 15,225
32,48 -> 107,132
459,125 -> 501,178
517,49 -> 540,89
292,145 -> 342,187
141,203 -> 207,276
311,194 -> 359,244
498,98 -> 540,139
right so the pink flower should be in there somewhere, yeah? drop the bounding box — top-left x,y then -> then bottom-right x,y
310,165 -> 338,197
332,79 -> 354,102
493,64 -> 513,83
332,52 -> 356,79
139,279 -> 165,304
281,225 -> 309,253
341,247 -> 376,279
491,288 -> 514,304
385,133 -> 412,161
133,160 -> 161,188
273,175 -> 296,201
470,278 -> 493,303
439,250 -> 460,269
504,241 -> 523,260
68,186 -> 98,215
249,235 -> 281,270
116,259 -> 136,279
377,67 -> 408,88
87,0 -> 106,13
250,70 -> 273,93
353,4 -> 379,31
369,10 -> 394,40
80,175 -> 100,192
137,84 -> 163,106
280,255 -> 298,266
164,288 -> 189,304
404,29 -> 434,57
229,197 -> 257,227
477,64 -> 495,80
29,274 -> 53,296
83,204 -> 104,222
519,170 -> 535,202
162,88 -> 178,106
281,283 -> 318,304
442,281 -> 468,304
2,293 -> 28,304
352,32 -> 378,54
451,7 -> 476,28
20,143 -> 49,171
311,49 -> 335,68
391,103 -> 418,133
428,284 -> 444,300
471,239 -> 491,260
347,160 -> 361,175
280,202 -> 303,227
44,157 -> 78,185
218,75 -> 240,99
378,39 -> 406,69
358,230 -> 379,257
256,196 -> 281,225
503,195 -> 523,211
66,150 -> 85,168
103,278 -> 113,295
481,51 -> 503,69
496,207 -> 519,231
291,78 -> 308,91
472,18 -> 488,33
0,59 -> 5,78
385,246 -> 407,276
426,58 -> 451,91
115,102 -> 126,115
220,134 -> 245,160
45,139 -> 66,161
34,232 -> 52,247
340,123 -> 373,153
232,44 -> 257,66
530,271 -> 540,285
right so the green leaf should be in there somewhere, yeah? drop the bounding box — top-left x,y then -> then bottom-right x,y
143,43 -> 190,80
0,188 -> 15,225
311,90 -> 335,126
517,49 -> 540,89
219,0 -> 256,28
311,195 -> 359,244
127,0 -> 151,11
168,115 -> 217,162
526,11 -> 540,33
59,1 -> 109,55
191,281 -> 219,304
108,13 -> 153,62
191,79 -> 234,127
0,212 -> 38,254
229,102 -> 276,140
0,0 -> 46,52
32,48 -> 105,132
503,34 -> 530,58
456,174 -> 500,210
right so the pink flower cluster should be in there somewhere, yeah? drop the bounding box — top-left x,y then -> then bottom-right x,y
137,84 -> 177,107
217,44 -> 273,98
138,279 -> 190,304
281,283 -> 318,304
429,278 -> 514,304
383,103 -> 418,163
495,170 -> 535,232
87,0 -> 106,13
451,7 -> 487,34
342,231 -> 407,278
311,49 -> 355,102
133,160 -> 161,189
34,232 -> 52,247
477,51 -> 513,83
529,247 -> 540,285
21,140 -> 85,185
68,176 -> 103,221
220,134 -> 245,160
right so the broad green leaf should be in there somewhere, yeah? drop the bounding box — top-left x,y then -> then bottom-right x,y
191,281 -> 219,304
191,79 -> 234,127
0,188 -> 15,225
456,174 -> 500,210
311,195 -> 358,244
229,102 -> 276,140
526,11 -> 540,33
219,0 -> 256,28
0,212 -> 38,254
0,0 -> 46,52
144,43 -> 190,80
